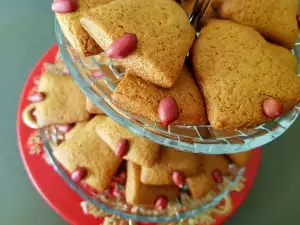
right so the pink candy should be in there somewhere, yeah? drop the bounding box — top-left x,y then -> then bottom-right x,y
107,33 -> 138,59
158,97 -> 179,127
263,98 -> 283,118
52,0 -> 78,14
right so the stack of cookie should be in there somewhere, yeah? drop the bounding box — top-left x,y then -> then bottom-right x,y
55,0 -> 300,131
25,56 -> 252,208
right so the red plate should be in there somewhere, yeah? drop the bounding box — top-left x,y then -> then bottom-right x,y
17,45 -> 262,225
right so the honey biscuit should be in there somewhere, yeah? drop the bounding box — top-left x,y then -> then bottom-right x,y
64,122 -> 88,140
54,116 -> 122,192
228,151 -> 252,168
35,73 -> 90,127
112,67 -> 207,125
192,20 -> 300,130
211,0 -> 298,49
56,0 -> 114,56
81,0 -> 195,88
126,161 -> 179,206
186,154 -> 229,199
186,173 -> 215,199
141,147 -> 204,185
95,115 -> 160,167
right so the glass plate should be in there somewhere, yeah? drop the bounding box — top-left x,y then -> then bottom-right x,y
55,19 -> 300,154
41,126 -> 245,223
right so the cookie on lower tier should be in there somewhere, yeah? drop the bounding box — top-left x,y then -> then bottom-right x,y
56,0 -> 114,56
228,151 -> 252,168
192,20 -> 300,130
126,161 -> 179,206
35,73 -> 90,127
96,115 -> 160,167
186,154 -> 230,199
211,0 -> 298,49
54,116 -> 122,192
81,0 -> 195,88
112,67 -> 207,125
140,147 -> 204,185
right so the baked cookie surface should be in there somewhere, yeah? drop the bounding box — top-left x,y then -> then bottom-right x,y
126,162 -> 179,206
96,115 -> 161,167
192,20 -> 300,130
211,0 -> 298,49
140,147 -> 203,185
54,116 -> 122,192
112,67 -> 207,125
56,0 -> 113,56
81,0 -> 195,88
35,73 -> 90,127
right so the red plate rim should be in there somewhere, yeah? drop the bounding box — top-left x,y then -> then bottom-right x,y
16,44 -> 262,225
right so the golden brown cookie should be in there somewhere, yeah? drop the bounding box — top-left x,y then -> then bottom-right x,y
211,0 -> 298,49
65,122 -> 88,140
126,161 -> 179,206
54,116 -> 122,192
80,0 -> 195,88
141,147 -> 204,185
35,73 -> 90,127
43,61 -> 68,75
186,173 -> 215,199
112,67 -> 207,125
186,154 -> 229,199
228,151 -> 252,168
192,20 -> 300,130
203,154 -> 230,175
86,98 -> 104,114
56,0 -> 114,56
95,115 -> 160,167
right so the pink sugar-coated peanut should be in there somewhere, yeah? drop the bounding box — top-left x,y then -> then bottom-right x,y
158,97 -> 179,127
154,196 -> 169,210
107,33 -> 138,59
172,171 -> 185,188
263,98 -> 283,118
71,167 -> 88,183
297,15 -> 300,28
52,0 -> 78,13
28,92 -> 46,102
211,170 -> 223,183
115,139 -> 130,159
57,124 -> 75,133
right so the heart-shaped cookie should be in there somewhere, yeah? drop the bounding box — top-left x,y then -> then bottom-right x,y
192,20 -> 300,130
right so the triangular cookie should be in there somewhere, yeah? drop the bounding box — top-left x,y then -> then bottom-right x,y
80,0 -> 195,88
192,20 -> 300,130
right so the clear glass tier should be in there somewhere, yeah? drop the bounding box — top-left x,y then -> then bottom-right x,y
41,126 -> 245,222
55,19 -> 300,154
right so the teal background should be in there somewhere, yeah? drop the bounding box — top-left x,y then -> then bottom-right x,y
1,1 -> 300,224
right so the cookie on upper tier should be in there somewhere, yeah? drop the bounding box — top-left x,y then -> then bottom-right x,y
112,67 -> 207,125
56,0 -> 114,56
80,0 -> 195,88
35,73 -> 90,127
192,20 -> 300,130
211,0 -> 298,49
126,161 -> 179,206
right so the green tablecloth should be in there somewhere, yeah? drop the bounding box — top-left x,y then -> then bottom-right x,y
1,1 -> 299,224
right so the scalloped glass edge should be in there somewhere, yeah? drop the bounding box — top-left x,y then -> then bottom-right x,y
41,128 -> 245,222
55,19 -> 300,154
